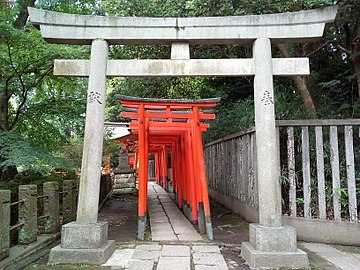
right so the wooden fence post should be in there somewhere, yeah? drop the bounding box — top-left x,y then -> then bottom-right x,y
18,185 -> 38,245
0,190 -> 11,260
44,182 -> 60,234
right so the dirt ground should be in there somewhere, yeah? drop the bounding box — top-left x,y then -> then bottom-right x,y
27,192 -> 252,269
98,193 -> 251,269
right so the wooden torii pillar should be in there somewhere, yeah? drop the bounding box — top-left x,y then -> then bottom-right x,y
28,6 -> 337,268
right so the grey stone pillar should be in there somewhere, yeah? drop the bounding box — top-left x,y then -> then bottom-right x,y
18,185 -> 37,245
241,38 -> 308,269
0,190 -> 10,260
253,38 -> 282,227
77,39 -> 108,224
48,39 -> 115,265
44,182 -> 60,234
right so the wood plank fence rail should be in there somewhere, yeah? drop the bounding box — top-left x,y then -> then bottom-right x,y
203,119 -> 359,224
204,127 -> 258,210
277,119 -> 359,222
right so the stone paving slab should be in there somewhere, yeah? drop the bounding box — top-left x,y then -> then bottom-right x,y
135,244 -> 161,251
172,224 -> 202,235
193,252 -> 227,267
303,243 -> 360,270
131,249 -> 161,261
150,217 -> 169,223
102,248 -> 134,268
127,260 -> 154,270
102,245 -> 228,270
195,266 -> 229,270
152,232 -> 178,241
192,245 -> 220,253
178,233 -> 203,241
156,256 -> 190,270
161,245 -> 190,257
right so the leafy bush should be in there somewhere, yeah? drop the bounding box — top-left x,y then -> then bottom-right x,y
0,132 -> 75,178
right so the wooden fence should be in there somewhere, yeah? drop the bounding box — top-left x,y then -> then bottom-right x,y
204,119 -> 359,224
204,127 -> 258,212
278,119 -> 359,222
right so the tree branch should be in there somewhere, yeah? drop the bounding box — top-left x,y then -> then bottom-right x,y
9,66 -> 53,130
306,40 -> 352,57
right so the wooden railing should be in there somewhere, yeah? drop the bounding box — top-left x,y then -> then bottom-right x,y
277,119 -> 359,222
204,127 -> 258,210
203,119 -> 359,224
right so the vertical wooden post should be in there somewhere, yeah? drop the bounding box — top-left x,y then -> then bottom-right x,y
193,106 -> 213,240
138,104 -> 147,240
176,140 -> 183,208
287,127 -> 297,217
302,126 -> 311,218
186,132 -> 198,222
344,126 -> 357,222
315,126 -> 326,219
329,126 -> 341,221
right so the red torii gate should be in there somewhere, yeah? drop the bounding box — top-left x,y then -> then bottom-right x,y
119,95 -> 220,240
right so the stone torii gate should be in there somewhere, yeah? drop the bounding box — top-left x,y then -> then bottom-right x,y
28,6 -> 337,268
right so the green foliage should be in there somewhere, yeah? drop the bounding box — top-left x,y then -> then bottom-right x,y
56,137 -> 84,171
0,2 -> 89,180
203,98 -> 255,143
316,69 -> 359,118
106,76 -> 214,122
36,0 -> 104,15
0,131 -> 74,173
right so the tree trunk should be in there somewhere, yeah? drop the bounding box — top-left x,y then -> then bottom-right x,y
356,70 -> 360,99
352,40 -> 360,98
0,93 -> 9,131
277,44 -> 317,116
13,0 -> 36,29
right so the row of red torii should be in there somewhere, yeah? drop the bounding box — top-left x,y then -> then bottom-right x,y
28,6 -> 337,269
119,95 -> 220,240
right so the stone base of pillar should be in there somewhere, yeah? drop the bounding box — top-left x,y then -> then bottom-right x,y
112,187 -> 137,194
241,224 -> 308,269
48,221 -> 116,265
48,240 -> 115,265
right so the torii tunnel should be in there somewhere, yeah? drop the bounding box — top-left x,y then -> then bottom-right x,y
118,95 -> 220,240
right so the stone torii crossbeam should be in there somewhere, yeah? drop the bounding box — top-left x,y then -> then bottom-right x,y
28,6 -> 337,268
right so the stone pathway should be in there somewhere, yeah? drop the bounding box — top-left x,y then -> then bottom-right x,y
102,182 -> 228,269
302,243 -> 360,270
103,243 -> 228,270
148,182 -> 203,241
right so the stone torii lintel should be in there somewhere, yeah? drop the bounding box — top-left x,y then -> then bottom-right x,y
28,6 -> 337,45
53,58 -> 310,77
